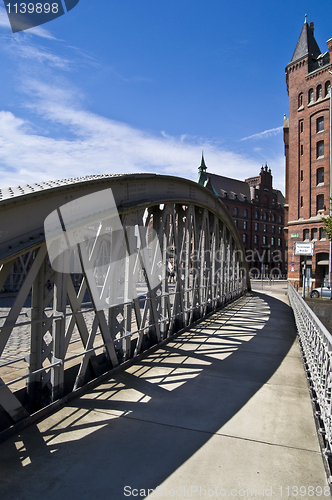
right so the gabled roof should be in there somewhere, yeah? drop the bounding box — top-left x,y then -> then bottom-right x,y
205,173 -> 250,202
290,18 -> 321,63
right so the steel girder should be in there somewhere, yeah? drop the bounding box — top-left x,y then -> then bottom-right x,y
0,174 -> 250,434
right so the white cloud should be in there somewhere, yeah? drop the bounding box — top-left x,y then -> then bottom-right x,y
240,126 -> 283,141
0,32 -> 285,193
26,25 -> 58,40
0,81 -> 266,191
15,43 -> 70,67
0,7 -> 10,29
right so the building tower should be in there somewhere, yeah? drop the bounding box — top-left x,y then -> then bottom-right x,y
284,17 -> 332,287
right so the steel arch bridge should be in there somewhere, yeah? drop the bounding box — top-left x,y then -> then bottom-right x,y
0,173 -> 250,434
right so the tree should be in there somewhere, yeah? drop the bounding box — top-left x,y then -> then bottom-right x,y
322,198 -> 332,240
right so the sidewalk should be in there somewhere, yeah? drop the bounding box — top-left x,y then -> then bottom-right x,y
0,287 -> 329,499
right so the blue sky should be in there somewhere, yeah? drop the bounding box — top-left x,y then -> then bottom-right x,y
0,1 -> 332,193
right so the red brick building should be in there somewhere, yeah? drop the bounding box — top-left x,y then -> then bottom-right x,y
284,17 -> 332,287
197,156 -> 286,277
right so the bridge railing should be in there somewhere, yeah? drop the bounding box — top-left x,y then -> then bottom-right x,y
288,281 -> 332,461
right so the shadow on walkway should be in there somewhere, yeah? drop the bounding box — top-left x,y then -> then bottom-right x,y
0,291 -> 326,499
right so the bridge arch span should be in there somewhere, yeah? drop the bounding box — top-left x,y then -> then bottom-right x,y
0,173 -> 250,434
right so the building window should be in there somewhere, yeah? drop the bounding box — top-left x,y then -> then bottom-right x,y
278,238 -> 281,247
317,140 -> 324,158
325,80 -> 331,97
300,196 -> 303,208
300,121 -> 303,133
309,88 -> 314,103
234,207 -> 238,216
263,236 -> 267,245
243,221 -> 247,230
272,214 -> 275,222
311,228 -> 317,241
263,213 -> 267,221
317,167 -> 324,185
320,227 -> 326,239
254,222 -> 258,231
278,215 -> 282,224
317,194 -> 324,212
300,144 -> 303,156
317,116 -> 324,132
263,224 -> 267,232
255,211 -> 258,219
278,227 -> 282,235
300,170 -> 303,182
243,209 -> 248,218
254,235 -> 258,244
243,234 -> 247,243
317,84 -> 322,100
303,229 -> 309,241
272,225 -> 275,233
271,237 -> 275,246
234,219 -> 238,226
298,93 -> 303,107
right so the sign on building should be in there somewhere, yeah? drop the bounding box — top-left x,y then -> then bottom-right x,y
294,242 -> 314,256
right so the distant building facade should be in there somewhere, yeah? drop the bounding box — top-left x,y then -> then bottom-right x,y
284,17 -> 332,287
197,156 -> 286,277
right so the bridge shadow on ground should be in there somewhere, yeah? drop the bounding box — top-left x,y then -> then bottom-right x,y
0,291 -> 321,499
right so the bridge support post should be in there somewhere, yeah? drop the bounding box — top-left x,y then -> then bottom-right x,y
51,256 -> 68,402
27,253 -> 45,412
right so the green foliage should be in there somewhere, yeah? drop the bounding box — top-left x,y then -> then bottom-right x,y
323,197 -> 332,241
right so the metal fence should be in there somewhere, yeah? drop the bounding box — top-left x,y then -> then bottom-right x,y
288,281 -> 332,468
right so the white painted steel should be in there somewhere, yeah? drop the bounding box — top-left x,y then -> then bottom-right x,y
0,174 -> 250,433
288,281 -> 332,460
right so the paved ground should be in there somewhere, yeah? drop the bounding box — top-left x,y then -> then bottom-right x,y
0,285 -> 330,499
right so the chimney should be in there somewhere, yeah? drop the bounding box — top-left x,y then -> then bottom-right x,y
310,22 -> 314,35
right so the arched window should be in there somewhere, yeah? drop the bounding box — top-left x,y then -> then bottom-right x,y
243,209 -> 248,218
308,88 -> 314,103
298,93 -> 303,107
234,207 -> 238,216
325,80 -> 331,97
317,85 -> 322,100
254,235 -> 258,244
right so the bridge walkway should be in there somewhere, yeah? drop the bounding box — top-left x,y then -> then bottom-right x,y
0,284 -> 329,499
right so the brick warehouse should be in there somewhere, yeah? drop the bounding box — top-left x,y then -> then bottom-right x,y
284,17 -> 332,287
197,155 -> 286,277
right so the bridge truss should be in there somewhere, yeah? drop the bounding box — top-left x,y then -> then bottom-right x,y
0,174 -> 250,435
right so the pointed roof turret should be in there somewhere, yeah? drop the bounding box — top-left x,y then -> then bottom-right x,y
197,152 -> 208,186
290,17 -> 321,63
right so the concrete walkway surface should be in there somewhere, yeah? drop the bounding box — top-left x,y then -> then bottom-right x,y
0,285 -> 330,499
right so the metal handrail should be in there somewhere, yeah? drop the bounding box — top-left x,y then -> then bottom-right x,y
288,281 -> 332,459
